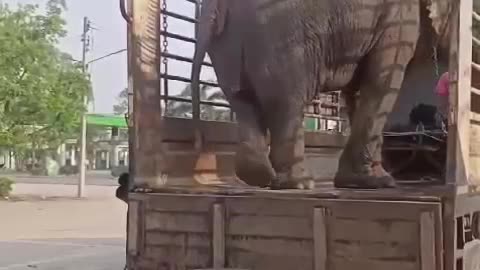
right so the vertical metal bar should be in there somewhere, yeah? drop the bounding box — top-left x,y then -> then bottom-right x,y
193,0 -> 203,150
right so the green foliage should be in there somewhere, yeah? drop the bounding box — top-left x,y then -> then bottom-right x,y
0,177 -> 14,198
0,0 -> 90,150
166,82 -> 232,121
113,88 -> 128,115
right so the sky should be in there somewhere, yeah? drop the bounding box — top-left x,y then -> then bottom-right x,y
4,0 -> 216,113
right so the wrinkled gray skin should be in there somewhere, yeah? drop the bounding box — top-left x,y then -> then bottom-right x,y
191,0 -> 453,189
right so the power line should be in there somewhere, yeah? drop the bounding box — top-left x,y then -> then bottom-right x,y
87,49 -> 127,65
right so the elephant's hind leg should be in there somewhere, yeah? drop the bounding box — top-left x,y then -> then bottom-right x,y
230,89 -> 276,188
335,20 -> 419,189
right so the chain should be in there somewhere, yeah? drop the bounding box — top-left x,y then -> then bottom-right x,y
161,0 -> 168,65
161,0 -> 169,110
432,46 -> 440,78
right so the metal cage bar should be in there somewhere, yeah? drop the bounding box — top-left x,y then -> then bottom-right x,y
157,0 -> 348,132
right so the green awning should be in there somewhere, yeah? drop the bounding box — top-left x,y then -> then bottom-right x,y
86,114 -> 127,128
304,117 -> 318,131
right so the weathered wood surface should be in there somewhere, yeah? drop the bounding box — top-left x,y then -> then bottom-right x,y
446,0 -> 472,187
161,117 -> 347,149
420,211 -> 436,270
128,191 -> 444,270
131,181 -> 454,202
131,0 -> 166,188
469,123 -> 480,187
313,208 -> 328,270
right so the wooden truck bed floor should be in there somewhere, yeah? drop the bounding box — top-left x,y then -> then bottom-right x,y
135,181 -> 455,202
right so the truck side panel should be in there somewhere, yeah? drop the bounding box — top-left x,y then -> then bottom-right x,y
127,193 -> 442,270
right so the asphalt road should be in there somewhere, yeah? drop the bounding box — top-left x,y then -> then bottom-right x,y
0,238 -> 126,270
0,185 -> 128,270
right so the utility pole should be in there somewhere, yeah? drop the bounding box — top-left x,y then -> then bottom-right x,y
78,16 -> 91,198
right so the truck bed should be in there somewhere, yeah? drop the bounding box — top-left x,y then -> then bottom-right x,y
127,182 -> 451,270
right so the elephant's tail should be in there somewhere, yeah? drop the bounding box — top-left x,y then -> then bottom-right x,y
191,0 -> 227,102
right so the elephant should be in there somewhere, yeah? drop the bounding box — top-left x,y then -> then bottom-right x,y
190,0 -> 454,189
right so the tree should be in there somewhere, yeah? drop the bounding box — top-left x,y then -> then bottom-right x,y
113,88 -> 128,115
166,82 -> 232,121
0,1 -> 90,158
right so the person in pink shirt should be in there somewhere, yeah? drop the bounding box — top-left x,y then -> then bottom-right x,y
435,71 -> 449,117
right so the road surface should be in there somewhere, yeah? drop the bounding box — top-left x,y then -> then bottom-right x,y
1,170 -> 118,186
0,177 -> 127,270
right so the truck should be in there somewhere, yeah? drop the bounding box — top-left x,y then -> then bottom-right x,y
118,0 -> 480,269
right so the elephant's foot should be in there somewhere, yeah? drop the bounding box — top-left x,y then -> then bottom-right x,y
235,144 -> 275,188
270,172 -> 315,190
334,162 -> 396,189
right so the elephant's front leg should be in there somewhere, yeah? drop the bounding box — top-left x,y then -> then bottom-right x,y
230,90 -> 276,187
267,100 -> 314,190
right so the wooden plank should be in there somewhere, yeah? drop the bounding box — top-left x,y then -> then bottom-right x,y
433,203 -> 444,270
145,232 -> 211,248
443,196 -> 456,270
304,131 -> 347,148
146,195 -> 218,213
420,211 -> 436,270
471,111 -> 480,123
145,212 -> 210,233
161,117 -> 347,148
228,251 -> 313,270
446,0 -> 472,185
331,240 -> 417,262
329,257 -> 417,270
127,200 -> 139,255
228,215 -> 311,239
193,269 -> 249,270
327,200 -> 441,220
144,246 -> 210,267
227,237 -> 312,257
212,204 -> 225,269
313,208 -> 328,270
162,118 -> 237,144
330,218 -> 417,243
470,124 -> 480,185
226,197 -> 441,220
131,0 -> 165,188
226,198 -> 318,217
129,257 -> 156,270
148,184 -> 447,202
